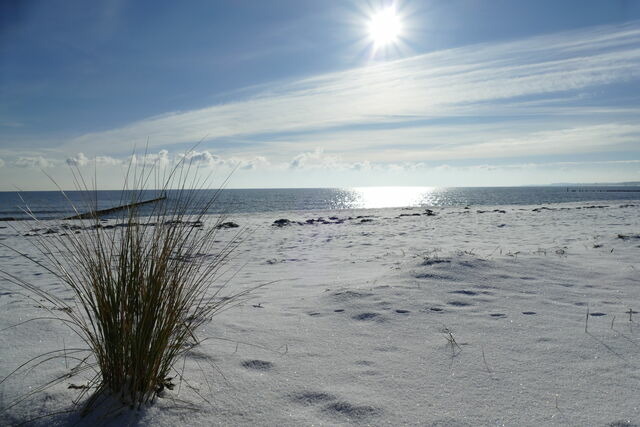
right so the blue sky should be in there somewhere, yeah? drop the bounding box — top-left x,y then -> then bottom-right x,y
1,0 -> 639,190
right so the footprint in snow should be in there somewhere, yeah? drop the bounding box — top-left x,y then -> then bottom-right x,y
323,401 -> 382,420
448,301 -> 472,307
332,290 -> 374,301
241,360 -> 273,371
450,290 -> 478,296
352,312 -> 384,321
607,420 -> 639,427
292,391 -> 336,406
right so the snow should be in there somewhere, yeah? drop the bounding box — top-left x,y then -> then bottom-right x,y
1,200 -> 639,426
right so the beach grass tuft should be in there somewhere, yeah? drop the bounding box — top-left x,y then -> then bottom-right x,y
1,152 -> 258,416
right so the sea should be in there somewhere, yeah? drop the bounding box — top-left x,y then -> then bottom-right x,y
0,186 -> 639,221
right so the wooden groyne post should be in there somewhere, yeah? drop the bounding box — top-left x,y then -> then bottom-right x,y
63,195 -> 167,220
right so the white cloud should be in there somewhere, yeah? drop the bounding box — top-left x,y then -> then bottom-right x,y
67,152 -> 122,167
237,156 -> 269,170
180,150 -> 225,167
350,161 -> 372,171
0,158 -> 4,168
95,155 -> 122,166
178,150 -> 270,172
288,149 -> 378,172
66,152 -> 90,166
130,149 -> 170,167
289,149 -> 340,169
13,156 -> 54,168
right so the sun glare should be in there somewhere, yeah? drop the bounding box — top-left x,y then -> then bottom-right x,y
368,7 -> 402,48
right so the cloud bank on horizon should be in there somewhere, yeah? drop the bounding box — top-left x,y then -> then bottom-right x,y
1,2 -> 639,189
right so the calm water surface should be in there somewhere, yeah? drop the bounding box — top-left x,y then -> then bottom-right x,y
0,186 -> 638,220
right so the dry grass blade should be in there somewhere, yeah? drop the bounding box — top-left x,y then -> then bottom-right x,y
0,150 -> 263,419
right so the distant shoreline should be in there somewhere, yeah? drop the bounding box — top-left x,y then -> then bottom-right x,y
549,181 -> 640,187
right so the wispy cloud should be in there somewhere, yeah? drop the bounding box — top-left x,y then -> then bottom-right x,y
0,121 -> 24,128
290,122 -> 640,163
61,21 -> 640,164
422,159 -> 640,172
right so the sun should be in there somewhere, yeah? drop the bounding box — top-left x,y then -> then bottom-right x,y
368,6 -> 402,48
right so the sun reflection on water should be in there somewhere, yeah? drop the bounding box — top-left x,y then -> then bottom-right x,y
343,186 -> 438,209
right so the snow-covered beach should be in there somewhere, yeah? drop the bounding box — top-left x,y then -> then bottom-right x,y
1,200 -> 639,426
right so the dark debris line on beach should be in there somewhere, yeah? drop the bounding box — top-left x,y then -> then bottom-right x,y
22,219 -> 242,237
272,215 -> 375,227
271,209 -> 438,227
